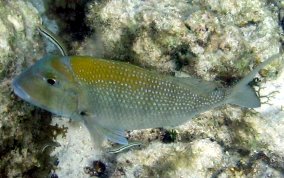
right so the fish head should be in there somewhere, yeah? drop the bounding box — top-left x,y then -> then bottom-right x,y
12,55 -> 79,118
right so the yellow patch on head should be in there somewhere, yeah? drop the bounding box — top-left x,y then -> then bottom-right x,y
50,57 -> 74,81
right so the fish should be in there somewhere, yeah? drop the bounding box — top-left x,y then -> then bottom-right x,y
12,53 -> 282,147
107,142 -> 143,154
37,25 -> 68,56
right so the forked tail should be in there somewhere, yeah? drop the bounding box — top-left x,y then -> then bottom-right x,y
227,53 -> 283,108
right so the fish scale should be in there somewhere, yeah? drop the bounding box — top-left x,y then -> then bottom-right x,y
12,53 -> 282,146
69,56 -> 226,129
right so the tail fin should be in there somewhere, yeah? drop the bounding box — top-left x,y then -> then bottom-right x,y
227,53 -> 282,108
228,82 -> 261,108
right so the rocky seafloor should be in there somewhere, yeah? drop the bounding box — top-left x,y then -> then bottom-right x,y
0,0 -> 284,177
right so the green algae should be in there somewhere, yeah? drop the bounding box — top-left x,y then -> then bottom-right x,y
161,129 -> 178,144
1,87 -> 46,177
0,1 -> 69,177
0,81 -> 69,177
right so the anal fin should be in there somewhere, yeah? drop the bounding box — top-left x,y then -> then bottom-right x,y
83,120 -> 105,149
83,115 -> 128,148
100,127 -> 128,145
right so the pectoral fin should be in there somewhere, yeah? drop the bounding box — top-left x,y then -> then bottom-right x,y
83,114 -> 128,147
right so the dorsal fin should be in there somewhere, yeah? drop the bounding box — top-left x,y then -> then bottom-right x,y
174,71 -> 222,94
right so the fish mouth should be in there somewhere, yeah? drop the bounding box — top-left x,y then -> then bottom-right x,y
12,80 -> 31,101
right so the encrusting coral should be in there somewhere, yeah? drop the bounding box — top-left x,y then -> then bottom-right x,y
1,0 -> 283,177
76,0 -> 283,177
0,1 -> 65,177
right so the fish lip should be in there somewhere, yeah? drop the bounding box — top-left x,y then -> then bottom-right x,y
12,80 -> 31,101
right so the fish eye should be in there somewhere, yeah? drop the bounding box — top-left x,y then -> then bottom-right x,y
46,78 -> 57,86
79,111 -> 88,116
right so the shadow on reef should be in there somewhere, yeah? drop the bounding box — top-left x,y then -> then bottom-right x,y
45,0 -> 94,52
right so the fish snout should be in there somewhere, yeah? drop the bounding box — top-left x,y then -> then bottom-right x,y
12,79 -> 31,101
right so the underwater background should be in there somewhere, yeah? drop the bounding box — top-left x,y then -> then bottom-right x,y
0,0 -> 284,177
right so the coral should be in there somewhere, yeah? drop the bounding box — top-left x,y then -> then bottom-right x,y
85,0 -> 282,78
3,0 -> 281,177
0,1 -> 63,177
113,139 -> 223,177
84,160 -> 106,177
0,1 -> 43,80
85,0 -> 194,71
57,0 -> 284,177
45,0 -> 93,46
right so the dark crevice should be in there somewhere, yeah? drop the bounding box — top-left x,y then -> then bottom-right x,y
46,0 -> 94,45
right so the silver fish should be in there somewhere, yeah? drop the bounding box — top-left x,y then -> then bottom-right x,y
12,53 -> 282,147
